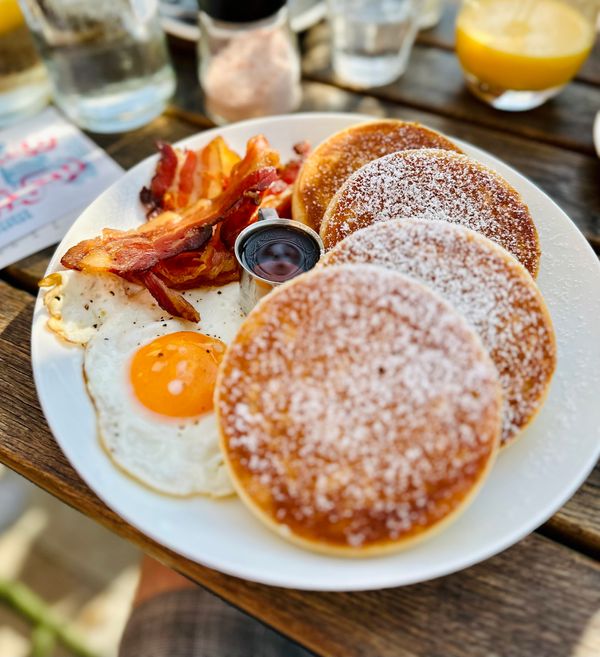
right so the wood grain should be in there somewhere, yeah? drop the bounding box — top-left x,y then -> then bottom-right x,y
0,30 -> 599,657
91,113 -> 205,169
0,282 -> 599,657
542,466 -> 600,559
0,281 -> 31,333
2,247 -> 55,292
302,23 -> 600,155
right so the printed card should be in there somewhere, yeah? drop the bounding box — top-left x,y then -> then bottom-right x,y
0,107 -> 123,268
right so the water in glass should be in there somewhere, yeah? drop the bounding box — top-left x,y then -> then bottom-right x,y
19,0 -> 175,132
328,0 -> 418,88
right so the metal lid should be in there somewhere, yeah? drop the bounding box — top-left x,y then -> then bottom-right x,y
198,0 -> 286,22
234,210 -> 324,315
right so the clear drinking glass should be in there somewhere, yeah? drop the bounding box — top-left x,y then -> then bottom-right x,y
327,0 -> 419,88
18,0 -> 176,132
456,0 -> 598,111
0,0 -> 49,127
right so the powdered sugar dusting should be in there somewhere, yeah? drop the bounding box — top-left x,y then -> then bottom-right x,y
218,265 -> 502,550
322,220 -> 556,445
296,121 -> 461,230
320,149 -> 540,277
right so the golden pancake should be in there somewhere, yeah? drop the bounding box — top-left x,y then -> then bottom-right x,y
292,120 -> 462,232
320,149 -> 541,277
216,265 -> 502,556
321,220 -> 556,446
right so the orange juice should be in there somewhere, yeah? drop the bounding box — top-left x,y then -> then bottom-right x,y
0,0 -> 25,36
456,0 -> 595,92
0,0 -> 48,126
0,0 -> 40,86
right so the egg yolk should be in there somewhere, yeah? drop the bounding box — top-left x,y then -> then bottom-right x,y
130,331 -> 226,418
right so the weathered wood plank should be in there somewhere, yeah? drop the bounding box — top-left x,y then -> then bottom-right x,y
0,280 -> 31,333
303,23 -> 600,155
2,247 -> 54,292
543,466 -> 600,559
579,40 -> 600,87
91,112 -> 207,169
0,284 -> 599,657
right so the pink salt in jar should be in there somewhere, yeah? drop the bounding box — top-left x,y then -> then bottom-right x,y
198,0 -> 302,124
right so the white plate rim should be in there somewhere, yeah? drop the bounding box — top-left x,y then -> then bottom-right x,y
31,112 -> 600,591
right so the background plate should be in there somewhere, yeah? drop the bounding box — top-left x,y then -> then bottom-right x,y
32,113 -> 600,591
159,0 -> 326,41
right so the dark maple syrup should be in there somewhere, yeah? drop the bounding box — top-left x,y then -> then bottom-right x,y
239,225 -> 321,283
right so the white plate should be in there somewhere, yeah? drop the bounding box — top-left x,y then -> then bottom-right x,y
32,113 -> 600,591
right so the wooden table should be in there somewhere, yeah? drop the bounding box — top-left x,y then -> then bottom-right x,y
2,6 -> 600,656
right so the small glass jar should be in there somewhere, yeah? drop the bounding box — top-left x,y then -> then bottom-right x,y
198,0 -> 301,125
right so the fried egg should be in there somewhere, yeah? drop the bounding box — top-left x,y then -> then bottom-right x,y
42,270 -> 244,496
41,270 -> 156,346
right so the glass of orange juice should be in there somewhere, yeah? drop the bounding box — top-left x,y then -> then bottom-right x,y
0,0 -> 49,126
456,0 -> 598,111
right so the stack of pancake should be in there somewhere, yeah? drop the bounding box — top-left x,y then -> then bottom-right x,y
216,120 -> 557,557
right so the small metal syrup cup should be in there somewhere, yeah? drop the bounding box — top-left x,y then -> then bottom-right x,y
234,208 -> 324,315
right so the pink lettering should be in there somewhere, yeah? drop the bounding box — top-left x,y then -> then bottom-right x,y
0,157 -> 87,218
0,135 -> 58,167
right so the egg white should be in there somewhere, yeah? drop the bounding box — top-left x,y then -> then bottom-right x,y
41,270 -> 159,345
43,270 -> 245,496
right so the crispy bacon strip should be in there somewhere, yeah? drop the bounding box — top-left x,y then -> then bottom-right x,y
176,150 -> 198,209
62,138 -> 278,275
280,141 -> 311,184
255,141 -> 311,219
219,189 -> 262,249
153,227 -> 239,290
61,136 -> 279,320
139,142 -> 178,213
140,136 -> 241,216
140,270 -> 200,323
